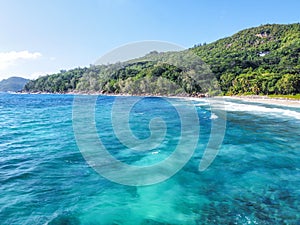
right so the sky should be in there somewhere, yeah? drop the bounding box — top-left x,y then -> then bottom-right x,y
0,0 -> 299,81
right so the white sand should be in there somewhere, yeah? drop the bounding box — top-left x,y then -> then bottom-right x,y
220,96 -> 300,107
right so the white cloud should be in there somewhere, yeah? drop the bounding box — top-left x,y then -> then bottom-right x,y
0,50 -> 42,70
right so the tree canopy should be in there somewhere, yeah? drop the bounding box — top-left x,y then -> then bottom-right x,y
24,23 -> 300,96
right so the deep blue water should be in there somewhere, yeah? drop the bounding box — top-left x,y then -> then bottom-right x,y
0,93 -> 299,225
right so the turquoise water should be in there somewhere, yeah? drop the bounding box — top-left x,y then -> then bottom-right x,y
0,93 -> 299,224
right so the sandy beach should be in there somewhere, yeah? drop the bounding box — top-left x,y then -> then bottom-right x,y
221,96 -> 300,107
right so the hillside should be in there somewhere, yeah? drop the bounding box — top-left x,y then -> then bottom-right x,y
24,52 -> 218,96
192,23 -> 300,95
24,23 -> 300,96
0,77 -> 29,92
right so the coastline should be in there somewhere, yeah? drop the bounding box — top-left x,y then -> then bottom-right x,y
221,95 -> 300,107
15,91 -> 300,107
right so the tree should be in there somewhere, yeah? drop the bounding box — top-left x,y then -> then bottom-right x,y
275,74 -> 300,94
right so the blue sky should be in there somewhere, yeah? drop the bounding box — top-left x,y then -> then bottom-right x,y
0,0 -> 299,80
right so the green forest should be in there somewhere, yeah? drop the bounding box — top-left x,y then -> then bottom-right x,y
24,23 -> 300,96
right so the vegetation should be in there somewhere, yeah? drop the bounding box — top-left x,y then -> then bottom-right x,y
25,51 -> 218,96
0,77 -> 29,92
24,68 -> 87,93
24,23 -> 300,96
268,94 -> 300,100
192,23 -> 300,95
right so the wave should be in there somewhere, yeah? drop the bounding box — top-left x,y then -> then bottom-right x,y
191,98 -> 300,120
224,101 -> 300,120
210,113 -> 218,120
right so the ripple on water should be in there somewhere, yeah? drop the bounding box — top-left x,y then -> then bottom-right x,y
0,94 -> 299,224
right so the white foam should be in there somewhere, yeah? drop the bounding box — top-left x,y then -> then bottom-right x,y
194,103 -> 210,107
210,113 -> 218,120
185,97 -> 300,120
224,101 -> 300,120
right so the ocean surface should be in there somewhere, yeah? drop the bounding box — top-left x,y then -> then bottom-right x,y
0,93 -> 299,225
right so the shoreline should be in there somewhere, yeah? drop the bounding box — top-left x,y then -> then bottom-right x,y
17,90 -> 206,98
221,95 -> 300,107
11,91 -> 300,107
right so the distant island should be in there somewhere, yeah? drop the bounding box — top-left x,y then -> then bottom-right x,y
23,23 -> 300,97
0,77 -> 29,92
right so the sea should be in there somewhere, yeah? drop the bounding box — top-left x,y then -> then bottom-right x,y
0,93 -> 299,225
